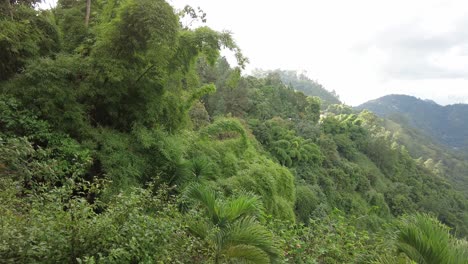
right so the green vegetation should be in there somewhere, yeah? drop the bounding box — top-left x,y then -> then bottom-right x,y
252,69 -> 341,107
358,95 -> 468,197
395,214 -> 468,264
184,184 -> 280,264
378,214 -> 468,264
1,1 -> 467,263
358,95 -> 468,151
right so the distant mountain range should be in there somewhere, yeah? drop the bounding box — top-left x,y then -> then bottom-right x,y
357,94 -> 468,152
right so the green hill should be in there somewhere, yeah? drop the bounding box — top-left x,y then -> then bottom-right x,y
357,94 -> 468,151
357,94 -> 468,197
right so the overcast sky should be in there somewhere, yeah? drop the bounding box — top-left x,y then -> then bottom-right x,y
41,0 -> 468,106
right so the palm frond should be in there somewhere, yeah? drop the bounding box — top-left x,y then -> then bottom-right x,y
224,244 -> 270,264
184,183 -> 220,224
220,195 -> 263,224
396,241 -> 427,264
190,156 -> 215,180
222,216 -> 281,262
396,213 -> 467,264
184,184 -> 280,263
187,218 -> 213,239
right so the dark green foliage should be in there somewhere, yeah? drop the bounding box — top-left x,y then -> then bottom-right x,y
4,0 -> 240,133
200,57 -> 251,117
3,55 -> 90,136
201,117 -> 248,147
0,180 -> 203,263
246,75 -> 319,121
0,96 -> 91,189
270,209 -> 391,263
93,0 -> 178,63
0,6 -> 60,81
295,184 -> 321,223
54,1 -> 89,53
0,94 -> 50,139
189,156 -> 216,181
363,107 -> 468,198
203,63 -> 320,122
99,126 -> 193,188
189,101 -> 210,130
251,117 -> 323,167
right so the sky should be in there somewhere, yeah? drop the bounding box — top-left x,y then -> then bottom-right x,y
40,0 -> 468,106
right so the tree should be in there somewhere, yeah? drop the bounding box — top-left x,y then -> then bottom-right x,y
2,0 -> 13,18
185,184 -> 280,264
305,96 -> 321,123
0,4 -> 60,81
85,0 -> 90,27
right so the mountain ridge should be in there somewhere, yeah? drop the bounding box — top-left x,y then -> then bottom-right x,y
357,94 -> 468,151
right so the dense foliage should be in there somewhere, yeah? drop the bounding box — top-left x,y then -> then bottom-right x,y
252,69 -> 341,107
1,1 -> 467,263
358,94 -> 468,197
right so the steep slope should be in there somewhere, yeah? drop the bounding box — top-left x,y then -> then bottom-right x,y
357,94 -> 468,151
357,95 -> 468,197
201,63 -> 468,236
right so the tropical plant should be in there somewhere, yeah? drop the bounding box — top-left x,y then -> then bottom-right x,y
184,183 -> 281,264
381,213 -> 468,264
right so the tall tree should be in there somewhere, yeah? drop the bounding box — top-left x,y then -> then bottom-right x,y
2,0 -> 13,18
85,0 -> 90,27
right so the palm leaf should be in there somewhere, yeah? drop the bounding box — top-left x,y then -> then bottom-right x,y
184,183 -> 220,224
223,217 -> 281,262
187,218 -> 213,239
224,244 -> 270,264
190,156 -> 215,180
220,195 -> 263,224
395,214 -> 467,264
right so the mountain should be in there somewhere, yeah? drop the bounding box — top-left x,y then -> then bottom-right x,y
357,94 -> 468,196
357,94 -> 468,151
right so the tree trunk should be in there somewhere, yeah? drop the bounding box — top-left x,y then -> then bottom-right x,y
5,0 -> 13,19
85,0 -> 91,27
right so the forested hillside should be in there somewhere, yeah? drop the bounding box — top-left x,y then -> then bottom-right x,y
358,94 -> 468,197
252,69 -> 341,107
358,94 -> 468,151
357,114 -> 468,198
1,1 -> 467,263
